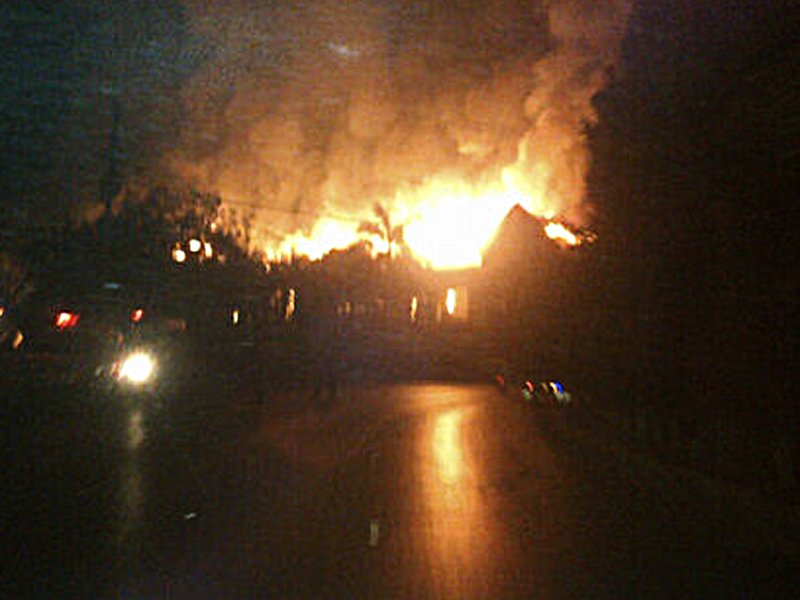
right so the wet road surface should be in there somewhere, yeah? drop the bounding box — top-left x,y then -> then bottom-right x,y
3,381 -> 799,598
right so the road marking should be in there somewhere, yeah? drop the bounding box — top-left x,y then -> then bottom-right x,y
369,519 -> 380,546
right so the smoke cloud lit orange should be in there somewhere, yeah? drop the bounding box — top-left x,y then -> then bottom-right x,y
169,1 -> 631,269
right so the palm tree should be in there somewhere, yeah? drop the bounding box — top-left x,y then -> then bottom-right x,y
358,203 -> 404,258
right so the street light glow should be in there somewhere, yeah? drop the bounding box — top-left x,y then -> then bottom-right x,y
172,247 -> 187,263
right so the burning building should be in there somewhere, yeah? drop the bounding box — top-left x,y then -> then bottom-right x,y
49,0 -> 628,378
166,0 -> 631,274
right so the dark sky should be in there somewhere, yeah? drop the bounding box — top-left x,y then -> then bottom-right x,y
1,1 -> 192,224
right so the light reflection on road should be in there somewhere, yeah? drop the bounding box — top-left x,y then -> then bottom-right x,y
419,404 -> 495,596
117,404 -> 145,569
432,409 -> 464,485
127,408 -> 145,451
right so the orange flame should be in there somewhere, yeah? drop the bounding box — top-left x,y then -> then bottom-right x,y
263,164 -> 575,270
544,222 -> 580,246
274,218 -> 363,262
445,288 -> 457,316
171,0 -> 626,273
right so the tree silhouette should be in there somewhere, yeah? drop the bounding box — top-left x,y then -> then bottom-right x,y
358,203 -> 404,258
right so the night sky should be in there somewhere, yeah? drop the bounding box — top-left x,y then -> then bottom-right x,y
1,1 -> 191,223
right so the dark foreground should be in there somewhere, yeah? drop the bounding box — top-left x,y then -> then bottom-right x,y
2,375 -> 799,598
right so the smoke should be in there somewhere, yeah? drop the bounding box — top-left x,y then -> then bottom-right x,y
170,0 -> 631,248
520,0 -> 633,223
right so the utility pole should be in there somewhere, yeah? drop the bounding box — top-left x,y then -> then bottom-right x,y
100,89 -> 123,216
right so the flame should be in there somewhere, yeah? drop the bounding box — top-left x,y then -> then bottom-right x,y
168,0 -> 628,273
445,288 -> 457,316
544,222 -> 579,246
274,218 -> 364,261
400,176 -> 530,270
265,165 -> 573,270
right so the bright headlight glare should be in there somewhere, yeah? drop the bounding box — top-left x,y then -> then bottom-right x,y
119,352 -> 155,384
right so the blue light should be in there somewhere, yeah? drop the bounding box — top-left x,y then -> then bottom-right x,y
553,381 -> 564,394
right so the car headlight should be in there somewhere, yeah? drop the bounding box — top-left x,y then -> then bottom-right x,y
118,352 -> 156,384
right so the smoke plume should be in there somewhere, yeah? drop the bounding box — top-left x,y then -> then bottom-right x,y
170,0 -> 632,253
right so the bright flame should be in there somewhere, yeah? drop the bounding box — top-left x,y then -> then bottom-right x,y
231,308 -> 240,324
544,222 -> 579,246
258,166 -> 586,269
285,288 -> 296,321
203,242 -> 213,258
188,239 -> 202,253
277,218 -> 363,261
445,288 -> 457,316
410,295 -> 419,322
400,174 -> 542,270
131,308 -> 144,323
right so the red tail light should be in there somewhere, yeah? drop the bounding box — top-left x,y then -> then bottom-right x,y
55,311 -> 80,330
131,308 -> 144,323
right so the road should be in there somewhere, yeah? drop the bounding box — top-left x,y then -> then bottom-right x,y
3,379 -> 799,598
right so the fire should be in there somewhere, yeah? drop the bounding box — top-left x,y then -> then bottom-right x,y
264,167 -> 579,270
400,177 -> 529,270
167,0 -> 629,274
388,166 -> 573,269
544,222 -> 579,246
274,218 -> 364,262
445,288 -> 457,316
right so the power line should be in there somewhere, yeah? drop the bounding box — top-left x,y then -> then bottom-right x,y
219,199 -> 369,224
